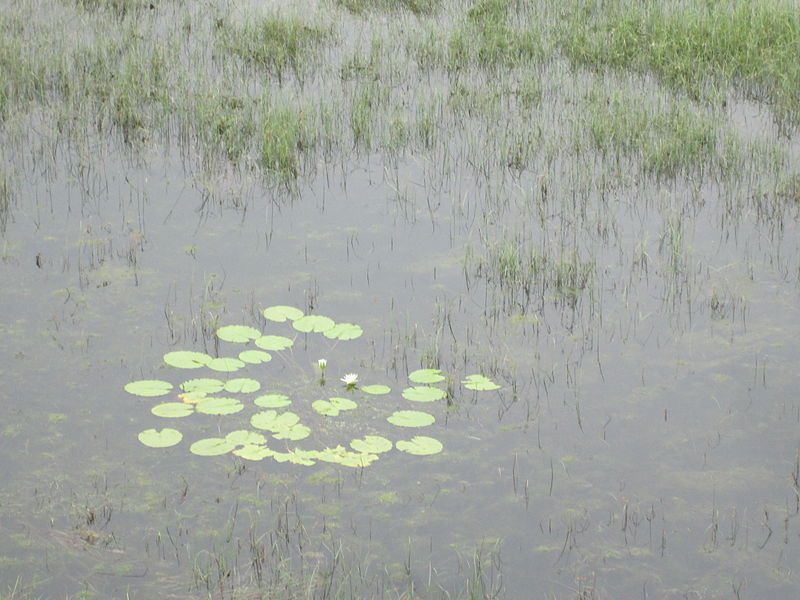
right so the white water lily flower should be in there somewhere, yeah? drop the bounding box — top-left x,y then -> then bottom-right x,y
318,359 -> 327,371
340,373 -> 358,387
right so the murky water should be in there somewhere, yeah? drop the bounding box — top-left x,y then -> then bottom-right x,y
3,3 -> 800,599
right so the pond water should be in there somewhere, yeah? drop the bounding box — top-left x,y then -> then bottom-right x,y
2,2 -> 800,599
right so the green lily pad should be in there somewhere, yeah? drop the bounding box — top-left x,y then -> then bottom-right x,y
189,437 -> 235,456
462,374 -> 501,391
273,423 -> 311,441
402,386 -> 446,403
206,357 -> 245,372
180,378 -> 224,394
387,410 -> 435,427
254,393 -> 292,408
273,448 -> 317,465
254,335 -> 294,351
238,350 -> 272,364
317,446 -> 379,467
138,428 -> 183,448
195,397 -> 244,415
293,315 -> 335,333
216,325 -> 262,343
350,435 -> 392,454
225,430 -> 268,446
361,384 -> 391,395
312,397 -> 357,416
164,351 -> 212,369
233,444 -> 274,461
263,305 -> 304,322
396,436 -> 443,455
323,323 -> 363,340
408,368 -> 446,384
251,410 -> 299,432
151,402 -> 194,418
125,379 -> 173,397
223,378 -> 261,393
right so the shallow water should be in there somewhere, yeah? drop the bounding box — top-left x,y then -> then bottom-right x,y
2,3 -> 800,599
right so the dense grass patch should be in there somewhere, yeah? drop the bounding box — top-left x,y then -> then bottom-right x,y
561,0 -> 800,123
335,0 -> 443,16
217,14 -> 331,82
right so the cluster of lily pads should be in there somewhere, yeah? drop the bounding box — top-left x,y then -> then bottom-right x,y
125,305 -> 500,468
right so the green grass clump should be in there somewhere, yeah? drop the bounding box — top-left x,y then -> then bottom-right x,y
192,91 -> 256,166
561,0 -> 800,123
218,14 -> 331,82
335,0 -> 442,16
580,88 -> 725,178
260,103 -> 315,179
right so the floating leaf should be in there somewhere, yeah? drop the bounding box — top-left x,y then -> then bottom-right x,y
255,393 -> 292,408
350,435 -> 392,454
190,437 -> 235,456
251,410 -> 299,432
273,448 -> 317,465
234,444 -> 274,461
462,374 -> 501,391
402,386 -> 446,403
387,410 -> 435,427
361,384 -> 391,395
239,350 -> 272,364
206,357 -> 245,372
273,423 -> 311,441
312,397 -> 357,416
178,391 -> 207,404
151,402 -> 194,418
125,380 -> 173,397
195,397 -> 243,415
226,430 -> 268,446
293,315 -> 335,333
254,335 -> 294,351
408,368 -> 446,384
180,378 -> 224,394
317,445 -> 379,467
138,428 -> 182,448
223,378 -> 261,394
323,323 -> 363,340
164,351 -> 212,369
396,436 -> 443,455
263,305 -> 304,322
216,325 -> 262,343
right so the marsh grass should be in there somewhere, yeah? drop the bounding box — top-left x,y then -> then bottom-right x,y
261,102 -> 316,179
561,0 -> 800,123
217,13 -> 332,82
335,0 -> 443,16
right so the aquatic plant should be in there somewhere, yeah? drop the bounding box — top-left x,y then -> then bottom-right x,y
126,304 -> 502,466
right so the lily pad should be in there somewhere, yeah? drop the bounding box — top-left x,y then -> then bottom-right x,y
151,402 -> 194,418
225,430 -> 268,446
189,437 -> 235,456
408,368 -> 446,384
273,448 -> 317,465
206,357 -> 245,372
164,351 -> 212,369
138,428 -> 183,448
293,315 -> 335,333
361,384 -> 391,395
223,378 -> 261,394
180,378 -> 224,394
312,397 -> 357,416
462,374 -> 501,391
195,397 -> 243,415
254,335 -> 294,351
125,379 -> 173,397
387,410 -> 435,427
254,393 -> 292,408
350,435 -> 392,454
317,446 -> 379,467
234,444 -> 274,461
216,325 -> 262,343
238,350 -> 272,364
402,386 -> 446,403
323,323 -> 363,340
396,436 -> 443,456
263,305 -> 304,322
273,423 -> 311,441
251,410 -> 300,432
